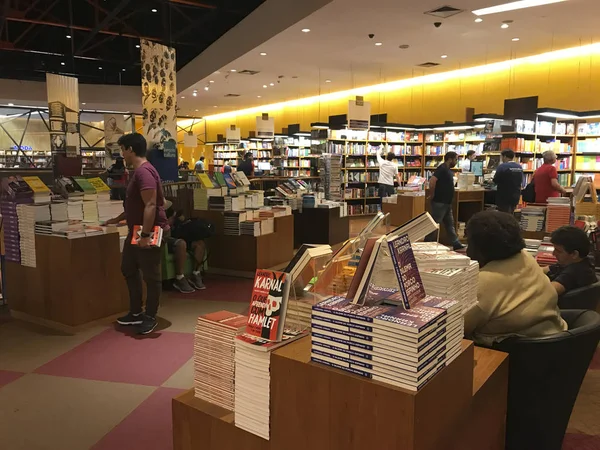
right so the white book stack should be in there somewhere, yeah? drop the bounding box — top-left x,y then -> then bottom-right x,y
35,220 -> 69,235
259,217 -> 274,235
67,200 -> 84,221
17,204 -> 51,267
463,261 -> 480,313
230,196 -> 244,211
414,250 -> 471,271
193,311 -> 247,411
193,188 -> 209,211
224,196 -> 233,212
310,296 -> 463,392
50,201 -> 69,222
285,300 -> 313,330
520,206 -> 546,232
272,205 -> 292,217
420,267 -> 469,310
98,200 -> 123,223
83,200 -> 99,223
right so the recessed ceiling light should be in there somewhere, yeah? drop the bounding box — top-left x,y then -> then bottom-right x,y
230,69 -> 237,72
473,0 -> 566,16
269,83 -> 274,86
257,95 -> 261,98
325,79 -> 332,83
301,28 -> 310,33
151,8 -> 157,13
98,66 -> 102,69
263,85 -> 268,88
260,52 -> 267,56
213,106 -> 217,108
7,103 -> 14,106
81,103 -> 86,105
135,44 -> 140,48
474,17 -> 483,23
375,42 -> 383,46
60,62 -> 65,66
204,86 -> 209,91
181,96 -> 185,99
193,92 -> 197,96
512,37 -> 520,41
501,23 -> 509,29
66,34 -> 71,39
441,55 -> 448,59
209,80 -> 214,83
195,109 -> 199,112
122,68 -> 126,71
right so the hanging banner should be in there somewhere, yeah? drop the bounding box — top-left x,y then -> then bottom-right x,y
226,125 -> 241,144
348,97 -> 371,130
141,39 -> 177,157
256,115 -> 274,139
104,114 -> 126,156
184,132 -> 197,148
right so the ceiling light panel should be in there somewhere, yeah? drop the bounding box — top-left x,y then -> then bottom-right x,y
473,0 -> 567,16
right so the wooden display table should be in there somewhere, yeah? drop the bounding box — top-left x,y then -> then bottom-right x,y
172,337 -> 508,450
382,195 -> 426,227
426,189 -> 485,244
293,207 -> 349,248
192,210 -> 294,276
5,233 -> 128,333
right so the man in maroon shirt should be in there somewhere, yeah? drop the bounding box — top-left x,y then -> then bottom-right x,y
106,133 -> 168,334
534,150 -> 567,203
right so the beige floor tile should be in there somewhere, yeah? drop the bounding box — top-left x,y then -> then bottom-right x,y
157,299 -> 248,333
0,321 -> 107,372
568,370 -> 600,436
0,373 -> 155,450
162,357 -> 193,389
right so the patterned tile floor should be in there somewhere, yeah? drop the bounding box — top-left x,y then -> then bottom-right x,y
0,224 -> 598,449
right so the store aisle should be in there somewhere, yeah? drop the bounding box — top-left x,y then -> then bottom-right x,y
0,266 -> 598,449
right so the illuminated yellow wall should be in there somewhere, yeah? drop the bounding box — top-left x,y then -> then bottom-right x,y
203,48 -> 600,141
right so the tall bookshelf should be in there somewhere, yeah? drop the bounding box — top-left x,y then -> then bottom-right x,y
281,136 -> 317,178
574,120 -> 600,183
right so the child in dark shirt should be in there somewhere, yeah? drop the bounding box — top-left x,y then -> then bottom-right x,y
544,226 -> 597,295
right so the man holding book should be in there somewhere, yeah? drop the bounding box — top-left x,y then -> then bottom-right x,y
106,132 -> 168,335
425,152 -> 464,250
377,151 -> 401,198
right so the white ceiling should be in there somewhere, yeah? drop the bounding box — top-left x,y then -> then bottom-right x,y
178,0 -> 600,117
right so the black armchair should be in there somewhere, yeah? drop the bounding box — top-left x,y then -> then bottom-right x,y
557,279 -> 600,311
491,310 -> 600,450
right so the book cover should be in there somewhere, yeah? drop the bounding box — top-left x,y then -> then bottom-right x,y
197,173 -> 217,189
130,225 -> 163,247
374,305 -> 446,334
246,269 -> 291,341
223,173 -> 237,189
22,176 -> 50,194
346,237 -> 378,302
87,177 -> 111,192
387,233 -> 426,309
71,176 -> 97,194
214,172 -> 227,187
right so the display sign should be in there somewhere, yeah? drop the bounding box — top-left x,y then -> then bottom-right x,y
141,39 -> 177,156
184,132 -> 197,148
256,115 -> 274,139
226,125 -> 241,144
348,98 -> 371,130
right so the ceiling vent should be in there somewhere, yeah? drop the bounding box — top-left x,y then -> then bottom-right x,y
424,5 -> 463,18
224,93 -> 240,97
238,70 -> 260,75
417,62 -> 441,68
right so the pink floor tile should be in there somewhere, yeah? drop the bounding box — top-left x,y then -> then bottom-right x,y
563,433 -> 600,450
92,387 -> 184,450
590,348 -> 600,371
168,274 -> 252,302
35,328 -> 193,386
0,370 -> 24,388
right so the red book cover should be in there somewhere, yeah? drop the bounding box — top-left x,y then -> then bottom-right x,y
130,225 -> 163,247
246,269 -> 291,341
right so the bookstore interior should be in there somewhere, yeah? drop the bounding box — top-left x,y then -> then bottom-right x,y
2,0 -> 600,449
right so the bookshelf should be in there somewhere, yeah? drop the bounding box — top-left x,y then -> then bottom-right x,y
575,120 -> 600,183
281,136 -> 315,178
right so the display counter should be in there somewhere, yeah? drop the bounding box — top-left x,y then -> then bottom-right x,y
172,337 -> 508,450
293,207 -> 349,248
382,194 -> 426,227
426,189 -> 485,245
192,210 -> 294,277
5,233 -> 128,333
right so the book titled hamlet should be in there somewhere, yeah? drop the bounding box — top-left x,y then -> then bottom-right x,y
130,225 -> 163,247
247,269 -> 291,341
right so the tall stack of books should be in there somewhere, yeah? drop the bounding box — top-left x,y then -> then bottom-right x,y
98,200 -> 123,223
223,211 -> 247,236
320,154 -> 343,201
88,177 -> 113,221
545,198 -> 571,233
208,196 -> 225,211
17,204 -> 51,267
310,295 -> 463,392
1,176 -> 34,264
82,200 -> 99,222
50,201 -> 69,221
193,311 -> 247,411
193,188 -> 209,210
520,206 -> 546,232
67,199 -> 84,221
35,220 -> 69,235
240,219 -> 261,236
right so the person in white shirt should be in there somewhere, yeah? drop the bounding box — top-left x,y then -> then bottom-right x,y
377,151 -> 402,198
460,150 -> 477,172
194,156 -> 205,172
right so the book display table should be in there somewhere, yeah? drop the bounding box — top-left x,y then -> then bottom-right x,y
382,195 -> 426,227
5,233 -> 128,332
192,210 -> 294,277
293,207 -> 349,248
172,337 -> 508,450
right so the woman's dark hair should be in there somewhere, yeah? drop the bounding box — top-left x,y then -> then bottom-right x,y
466,150 -> 476,157
117,133 -> 147,157
551,226 -> 590,258
466,210 -> 525,265
386,152 -> 395,161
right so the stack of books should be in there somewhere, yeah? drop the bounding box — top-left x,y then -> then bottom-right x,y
230,196 -> 244,211
35,220 -> 69,235
520,206 -> 546,232
223,211 -> 247,236
98,200 -> 123,223
259,217 -> 274,235
88,177 -> 111,202
17,204 -> 51,267
208,196 -> 225,211
545,198 -> 570,233
464,261 -> 480,312
193,188 -> 209,210
22,176 -> 51,204
524,238 -> 542,256
240,219 -> 261,236
72,177 -> 98,201
50,201 -> 69,221
67,199 -> 84,221
310,296 -> 463,392
1,176 -> 34,264
285,299 -> 313,330
414,250 -> 471,271
535,239 -> 557,266
193,311 -> 247,411
386,212 -> 439,243
82,200 -> 99,222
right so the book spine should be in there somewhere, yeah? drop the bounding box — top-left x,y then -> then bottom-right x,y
312,348 -> 373,370
311,306 -> 375,323
311,313 -> 373,332
388,240 -> 410,309
310,356 -> 373,379
311,331 -> 374,351
312,339 -> 373,360
311,323 -> 372,341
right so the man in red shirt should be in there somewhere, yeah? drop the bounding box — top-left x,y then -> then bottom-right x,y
534,150 -> 566,203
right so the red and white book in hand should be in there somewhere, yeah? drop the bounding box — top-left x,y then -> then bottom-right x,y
130,225 -> 163,247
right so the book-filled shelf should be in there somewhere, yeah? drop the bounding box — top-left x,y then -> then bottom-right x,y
188,211 -> 488,443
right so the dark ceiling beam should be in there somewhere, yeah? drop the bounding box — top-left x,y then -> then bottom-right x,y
167,0 -> 217,9
0,0 -> 10,39
74,0 -> 132,54
12,0 -> 59,46
171,7 -> 219,41
83,0 -> 139,37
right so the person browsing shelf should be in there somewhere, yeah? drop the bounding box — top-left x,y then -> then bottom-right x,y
194,156 -> 205,172
425,151 -> 464,250
460,150 -> 477,173
543,226 -> 597,296
464,211 -> 567,346
534,150 -> 567,203
493,149 -> 523,214
376,151 -> 401,198
237,152 -> 254,177
106,132 -> 168,335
